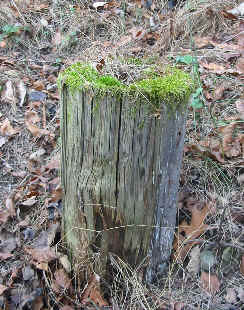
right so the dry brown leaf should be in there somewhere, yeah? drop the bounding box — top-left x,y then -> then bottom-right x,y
54,269 -> 71,290
25,246 -> 57,263
0,119 -> 20,136
33,80 -> 45,91
213,82 -> 231,101
240,255 -> 244,275
81,274 -> 109,307
200,271 -> 220,295
194,36 -> 214,49
25,111 -> 51,137
218,123 -> 238,157
173,202 -> 211,262
60,306 -> 74,310
34,261 -> 48,271
200,62 -> 226,74
185,143 -> 225,163
25,111 -> 40,123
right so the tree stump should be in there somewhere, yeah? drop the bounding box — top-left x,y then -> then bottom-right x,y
59,62 -> 193,284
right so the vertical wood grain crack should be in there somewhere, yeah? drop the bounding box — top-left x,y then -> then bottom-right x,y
115,98 -> 123,207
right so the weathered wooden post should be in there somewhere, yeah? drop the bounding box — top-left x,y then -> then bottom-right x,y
59,62 -> 193,284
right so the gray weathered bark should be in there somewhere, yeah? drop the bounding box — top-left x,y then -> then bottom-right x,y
60,80 -> 189,284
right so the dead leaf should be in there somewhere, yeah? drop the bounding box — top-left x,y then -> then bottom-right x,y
34,261 -> 48,271
81,274 -> 109,307
218,123 -> 239,157
221,10 -> 238,20
25,246 -> 57,263
173,201 -> 211,262
194,36 -> 214,49
200,271 -> 220,294
213,82 -> 231,101
185,143 -> 225,163
200,62 -> 226,74
54,269 -> 71,290
25,110 -> 52,137
33,80 -> 45,91
0,119 -> 20,136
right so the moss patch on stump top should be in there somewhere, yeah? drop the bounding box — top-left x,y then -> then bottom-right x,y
58,62 -> 194,105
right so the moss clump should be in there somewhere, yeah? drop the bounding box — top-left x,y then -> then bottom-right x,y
130,67 -> 194,105
58,62 -> 125,95
58,62 -> 194,109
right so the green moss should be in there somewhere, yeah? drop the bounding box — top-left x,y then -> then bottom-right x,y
130,67 -> 193,105
58,62 -> 125,95
58,62 -> 194,111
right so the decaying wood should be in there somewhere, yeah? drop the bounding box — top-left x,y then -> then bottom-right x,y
61,84 -> 188,284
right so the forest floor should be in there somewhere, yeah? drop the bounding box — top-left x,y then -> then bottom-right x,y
0,0 -> 243,309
